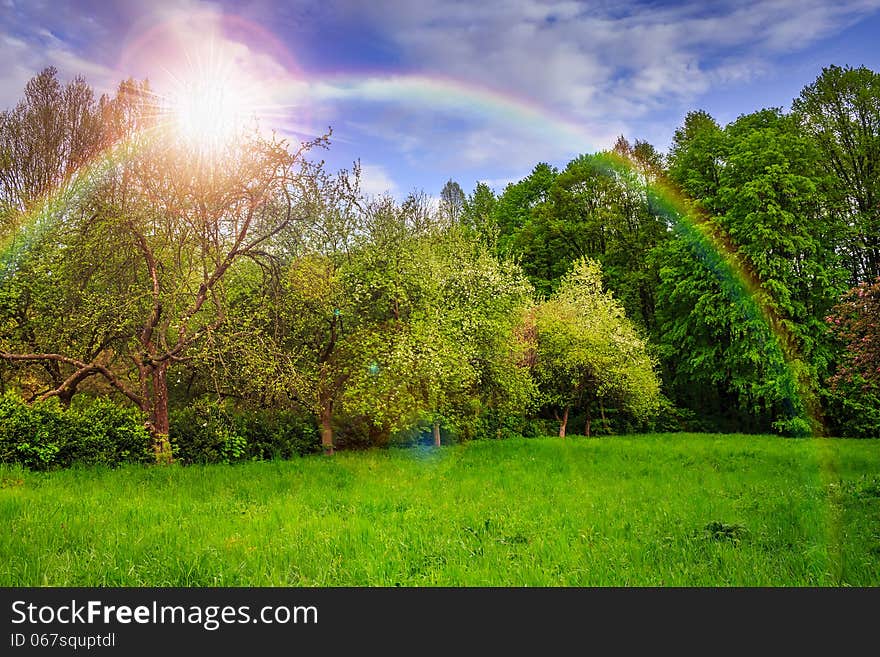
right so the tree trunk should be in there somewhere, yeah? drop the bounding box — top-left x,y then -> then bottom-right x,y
599,400 -> 607,434
433,421 -> 441,447
57,387 -> 75,408
320,402 -> 334,456
558,405 -> 569,438
150,362 -> 173,464
585,401 -> 591,438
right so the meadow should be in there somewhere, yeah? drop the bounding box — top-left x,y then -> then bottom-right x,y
1,433 -> 878,586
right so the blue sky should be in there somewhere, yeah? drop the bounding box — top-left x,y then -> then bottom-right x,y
2,0 -> 880,199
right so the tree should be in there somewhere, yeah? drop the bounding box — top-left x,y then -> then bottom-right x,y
494,162 -> 557,261
0,67 -> 104,237
825,277 -> 880,436
461,181 -> 498,242
657,108 -> 846,434
0,73 -> 326,461
0,72 -> 138,405
793,65 -> 880,283
491,151 -> 667,329
214,186 -> 534,452
410,225 -> 535,443
439,179 -> 465,224
532,258 -> 660,437
828,278 -> 880,388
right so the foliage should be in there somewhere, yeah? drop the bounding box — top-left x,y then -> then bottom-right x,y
0,392 -> 151,469
532,258 -> 660,436
827,277 -> 880,390
461,181 -> 498,243
488,152 -> 666,332
793,65 -> 880,283
0,70 -> 326,462
169,399 -> 320,464
825,277 -> 880,437
4,63 -> 880,444
657,107 -> 847,435
215,192 -> 535,450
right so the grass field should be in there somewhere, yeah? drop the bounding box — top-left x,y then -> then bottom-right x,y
1,433 -> 878,586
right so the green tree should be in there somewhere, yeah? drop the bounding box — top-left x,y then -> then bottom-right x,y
494,162 -> 557,260
532,258 -> 660,437
439,179 -> 465,224
657,108 -> 846,433
1,73 -> 326,461
461,181 -> 498,242
793,65 -> 880,283
667,110 -> 725,209
216,188 -> 534,452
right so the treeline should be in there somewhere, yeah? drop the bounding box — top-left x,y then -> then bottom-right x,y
0,68 -> 662,466
0,64 -> 878,468
444,64 -> 880,438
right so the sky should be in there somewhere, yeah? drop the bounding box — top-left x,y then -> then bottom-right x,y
2,0 -> 880,199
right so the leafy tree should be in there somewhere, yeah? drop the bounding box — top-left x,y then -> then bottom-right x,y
613,135 -> 664,175
657,108 -> 846,434
439,179 -> 465,224
217,192 -> 534,452
494,162 -> 557,260
825,277 -> 880,436
793,65 -> 880,283
461,181 -> 498,243
549,153 -> 665,328
532,258 -> 660,437
0,73 -> 326,461
666,110 -> 725,210
492,151 -> 667,330
411,226 -> 535,442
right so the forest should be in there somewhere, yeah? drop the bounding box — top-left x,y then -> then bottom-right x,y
1,63 -> 879,469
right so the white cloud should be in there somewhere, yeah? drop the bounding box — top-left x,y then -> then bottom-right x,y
319,0 -> 880,128
3,0 -> 879,187
358,163 -> 399,198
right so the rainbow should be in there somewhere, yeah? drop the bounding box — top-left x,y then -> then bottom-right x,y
592,153 -> 823,437
301,72 -> 608,154
0,70 -> 825,438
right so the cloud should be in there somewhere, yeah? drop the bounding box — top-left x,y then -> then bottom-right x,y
310,0 -> 879,124
0,33 -> 118,109
358,162 -> 399,198
283,0 -> 878,173
3,0 -> 879,190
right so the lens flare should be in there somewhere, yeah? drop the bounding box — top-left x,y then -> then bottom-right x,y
169,71 -> 246,151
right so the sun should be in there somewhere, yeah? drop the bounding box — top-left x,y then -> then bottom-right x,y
169,71 -> 246,151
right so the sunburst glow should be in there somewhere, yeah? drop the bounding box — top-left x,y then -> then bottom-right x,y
166,62 -> 251,153
171,74 -> 245,149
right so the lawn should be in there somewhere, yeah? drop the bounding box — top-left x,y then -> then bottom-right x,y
1,433 -> 878,586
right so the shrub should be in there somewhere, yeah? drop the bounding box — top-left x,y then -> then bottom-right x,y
67,397 -> 153,466
0,393 -> 151,470
169,399 -> 320,464
0,393 -> 67,470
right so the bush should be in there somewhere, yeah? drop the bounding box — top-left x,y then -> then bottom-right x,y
822,382 -> 880,438
0,393 -> 151,470
67,397 -> 153,466
0,393 -> 67,469
169,399 -> 320,464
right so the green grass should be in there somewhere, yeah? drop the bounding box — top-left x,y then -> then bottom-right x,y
1,433 -> 879,586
